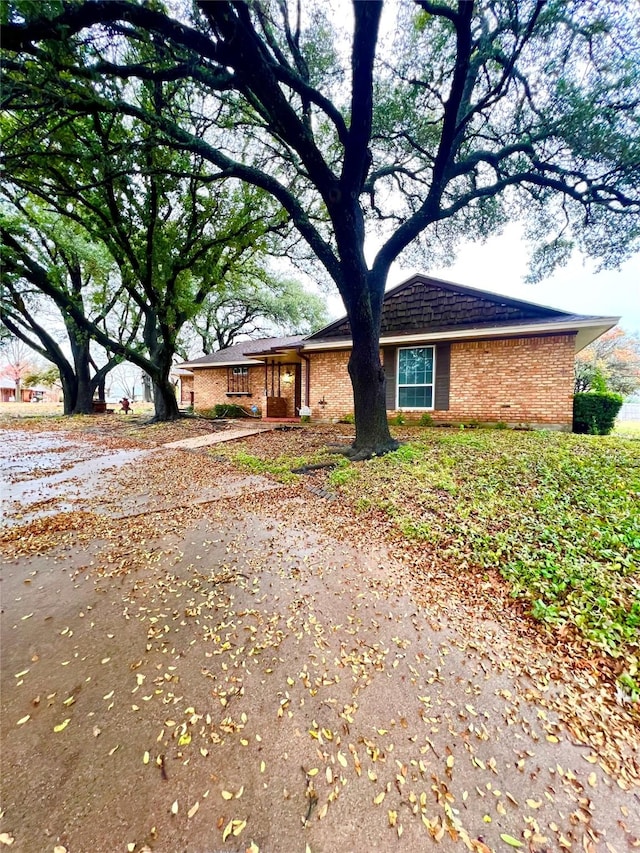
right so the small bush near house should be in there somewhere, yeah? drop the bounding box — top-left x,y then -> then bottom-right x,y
212,403 -> 250,419
573,392 -> 623,435
419,412 -> 434,427
338,412 -> 355,424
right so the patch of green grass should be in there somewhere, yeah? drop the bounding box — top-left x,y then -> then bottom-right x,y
326,429 -> 640,686
219,446 -> 340,483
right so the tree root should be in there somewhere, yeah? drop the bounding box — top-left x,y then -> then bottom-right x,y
328,440 -> 400,461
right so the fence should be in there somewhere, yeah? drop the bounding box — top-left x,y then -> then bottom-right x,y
617,402 -> 640,422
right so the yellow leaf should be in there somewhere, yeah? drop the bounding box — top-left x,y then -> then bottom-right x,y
337,751 -> 348,768
178,732 -> 191,746
388,810 -> 397,827
171,800 -> 178,815
373,791 -> 386,805
188,801 -> 199,819
368,769 -> 377,782
500,834 -> 524,848
260,761 -> 266,773
248,843 -> 260,853
307,768 -> 319,777
17,715 -> 30,726
221,791 -> 234,800
143,752 -> 150,765
588,772 -> 597,788
235,786 -> 244,799
0,833 -> 15,846
446,755 -> 454,769
232,819 -> 247,837
127,844 -> 135,852
222,820 -> 233,842
53,719 -> 70,733
526,798 -> 542,809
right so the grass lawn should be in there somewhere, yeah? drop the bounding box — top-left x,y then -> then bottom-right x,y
222,425 -> 640,699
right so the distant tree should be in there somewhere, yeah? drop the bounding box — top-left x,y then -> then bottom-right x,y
0,336 -> 33,401
180,272 -> 328,356
23,363 -> 61,392
575,328 -> 640,396
1,199 -> 134,413
2,1 -> 639,452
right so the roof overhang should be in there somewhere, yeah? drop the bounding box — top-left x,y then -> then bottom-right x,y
301,317 -> 620,354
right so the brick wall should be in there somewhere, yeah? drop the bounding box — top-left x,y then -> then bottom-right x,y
306,350 -> 354,420
191,334 -> 576,428
193,363 -> 299,417
307,334 -> 576,429
193,366 -> 264,412
443,334 -> 575,428
179,374 -> 194,405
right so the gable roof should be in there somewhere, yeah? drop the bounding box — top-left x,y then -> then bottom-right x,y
180,335 -> 305,369
304,274 -> 618,352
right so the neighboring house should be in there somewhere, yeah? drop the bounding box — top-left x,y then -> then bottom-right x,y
0,383 -> 55,403
178,275 -> 618,430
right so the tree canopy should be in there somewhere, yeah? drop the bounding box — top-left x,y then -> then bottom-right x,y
2,0 -> 639,450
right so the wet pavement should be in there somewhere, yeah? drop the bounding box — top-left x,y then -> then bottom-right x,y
1,427 -> 638,853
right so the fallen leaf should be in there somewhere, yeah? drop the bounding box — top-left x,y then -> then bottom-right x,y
0,834 -> 15,847
16,715 -> 30,726
500,834 -> 524,848
222,820 -> 233,842
53,719 -> 70,733
373,791 -> 386,805
171,800 -> 178,815
232,820 -> 247,837
188,802 -> 199,819
221,791 -> 234,800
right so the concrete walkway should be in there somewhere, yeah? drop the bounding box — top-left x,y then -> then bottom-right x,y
163,423 -> 276,449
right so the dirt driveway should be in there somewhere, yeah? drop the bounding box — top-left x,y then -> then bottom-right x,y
1,423 -> 638,853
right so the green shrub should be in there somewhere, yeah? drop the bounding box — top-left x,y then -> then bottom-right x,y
391,413 -> 406,426
573,392 -> 623,435
213,403 -> 248,419
339,412 -> 355,424
419,412 -> 434,427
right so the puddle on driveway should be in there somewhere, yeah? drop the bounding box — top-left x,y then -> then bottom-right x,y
1,431 -> 146,526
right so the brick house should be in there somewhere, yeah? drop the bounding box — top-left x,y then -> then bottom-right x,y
179,275 -> 618,430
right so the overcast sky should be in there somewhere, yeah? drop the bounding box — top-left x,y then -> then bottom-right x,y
326,224 -> 640,337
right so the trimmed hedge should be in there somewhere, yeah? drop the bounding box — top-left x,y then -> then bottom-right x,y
573,392 -> 623,435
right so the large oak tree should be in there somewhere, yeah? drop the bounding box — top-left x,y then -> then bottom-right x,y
2,0 -> 639,452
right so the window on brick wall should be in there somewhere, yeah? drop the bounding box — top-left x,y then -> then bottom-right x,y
397,346 -> 434,409
227,366 -> 250,394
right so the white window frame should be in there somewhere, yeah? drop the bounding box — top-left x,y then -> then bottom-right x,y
396,345 -> 435,410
